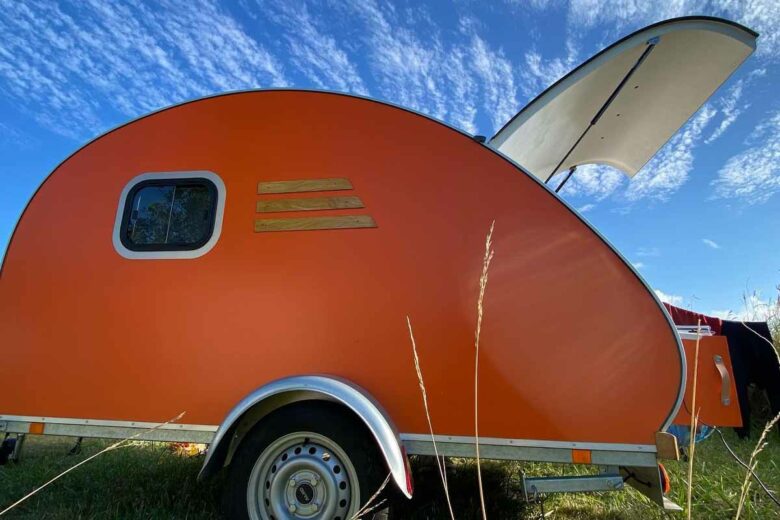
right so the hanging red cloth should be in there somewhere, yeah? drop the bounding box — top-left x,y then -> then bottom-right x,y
662,303 -> 723,335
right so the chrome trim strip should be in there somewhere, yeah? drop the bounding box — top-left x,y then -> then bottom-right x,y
199,375 -> 411,498
400,433 -> 656,452
0,414 -> 217,431
111,170 -> 227,260
1,420 -> 215,444
402,435 -> 658,467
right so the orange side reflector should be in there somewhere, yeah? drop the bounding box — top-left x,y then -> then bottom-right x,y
571,449 -> 592,464
28,422 -> 45,435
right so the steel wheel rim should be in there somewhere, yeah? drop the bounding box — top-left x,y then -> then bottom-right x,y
247,431 -> 361,520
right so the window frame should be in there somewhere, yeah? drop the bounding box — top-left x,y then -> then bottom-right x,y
112,171 -> 226,260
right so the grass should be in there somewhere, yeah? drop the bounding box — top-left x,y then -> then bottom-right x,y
0,437 -> 223,519
1,421 -> 778,519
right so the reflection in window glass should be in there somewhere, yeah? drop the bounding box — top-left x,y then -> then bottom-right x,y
123,180 -> 216,250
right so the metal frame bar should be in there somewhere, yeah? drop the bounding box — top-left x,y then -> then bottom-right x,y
523,474 -> 624,496
0,415 -> 659,468
0,418 -> 216,443
401,434 -> 658,468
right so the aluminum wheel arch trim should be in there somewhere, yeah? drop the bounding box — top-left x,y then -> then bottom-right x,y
198,375 -> 412,498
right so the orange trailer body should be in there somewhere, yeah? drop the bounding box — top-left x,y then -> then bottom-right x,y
1,17 -> 760,514
1,90 -> 684,446
674,336 -> 742,427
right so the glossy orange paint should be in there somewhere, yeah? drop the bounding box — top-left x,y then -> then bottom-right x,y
0,91 -> 683,446
673,336 -> 742,427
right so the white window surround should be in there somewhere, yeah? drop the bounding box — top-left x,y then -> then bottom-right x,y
112,170 -> 226,260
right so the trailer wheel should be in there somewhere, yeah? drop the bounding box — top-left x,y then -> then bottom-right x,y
223,401 -> 388,520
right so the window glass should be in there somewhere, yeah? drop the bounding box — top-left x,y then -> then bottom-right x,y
122,179 -> 216,251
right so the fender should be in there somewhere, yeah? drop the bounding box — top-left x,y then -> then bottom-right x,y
198,375 -> 412,498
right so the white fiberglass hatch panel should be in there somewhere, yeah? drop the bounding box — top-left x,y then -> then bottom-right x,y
489,17 -> 757,182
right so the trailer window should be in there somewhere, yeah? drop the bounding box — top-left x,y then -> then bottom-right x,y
119,178 -> 218,251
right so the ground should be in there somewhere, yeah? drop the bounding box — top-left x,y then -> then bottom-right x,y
1,414 -> 778,519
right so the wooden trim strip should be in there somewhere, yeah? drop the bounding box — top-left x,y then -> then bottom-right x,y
255,215 -> 376,232
257,196 -> 364,213
258,178 -> 353,194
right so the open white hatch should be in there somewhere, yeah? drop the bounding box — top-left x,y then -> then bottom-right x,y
489,17 -> 757,183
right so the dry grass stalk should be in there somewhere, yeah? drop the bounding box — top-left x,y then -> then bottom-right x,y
734,411 -> 780,520
686,319 -> 702,520
351,472 -> 391,520
0,411 -> 186,517
406,316 -> 455,519
474,221 -> 495,520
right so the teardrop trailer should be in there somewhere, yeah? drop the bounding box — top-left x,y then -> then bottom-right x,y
0,17 -> 757,518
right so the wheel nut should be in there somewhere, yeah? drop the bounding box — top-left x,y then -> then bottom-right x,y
289,479 -> 296,487
288,504 -> 297,513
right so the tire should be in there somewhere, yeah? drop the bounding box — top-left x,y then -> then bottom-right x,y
223,401 -> 389,520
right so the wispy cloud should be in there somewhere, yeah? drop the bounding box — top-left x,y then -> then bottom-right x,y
712,110 -> 780,204
705,69 -> 766,145
632,261 -> 645,269
557,163 -> 625,200
333,1 -> 523,135
0,0 -> 285,139
702,238 -> 721,249
577,203 -> 595,213
261,2 -> 369,95
463,19 -> 520,132
567,0 -> 780,59
339,0 -> 479,133
705,80 -> 745,144
625,105 -> 716,201
636,246 -> 660,257
519,38 -> 579,99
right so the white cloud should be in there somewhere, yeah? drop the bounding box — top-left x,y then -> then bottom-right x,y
0,0 -> 285,139
704,69 -> 766,145
334,2 -> 524,135
654,289 -> 683,306
711,292 -> 780,322
557,163 -> 625,200
625,105 -> 716,201
567,0 -> 780,59
465,25 -> 520,132
632,261 -> 645,269
702,238 -> 721,249
712,110 -> 780,203
263,3 -> 369,95
577,203 -> 595,213
520,38 -> 579,99
705,80 -> 745,144
636,246 -> 660,257
340,0 -> 480,133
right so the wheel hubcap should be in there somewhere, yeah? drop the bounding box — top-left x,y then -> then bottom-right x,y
247,432 -> 359,520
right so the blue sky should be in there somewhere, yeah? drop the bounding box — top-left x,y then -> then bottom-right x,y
1,0 -> 778,318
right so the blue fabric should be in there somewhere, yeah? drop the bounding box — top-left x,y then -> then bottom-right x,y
668,424 -> 714,446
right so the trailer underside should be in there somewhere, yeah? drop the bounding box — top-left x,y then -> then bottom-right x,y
0,414 -> 681,510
